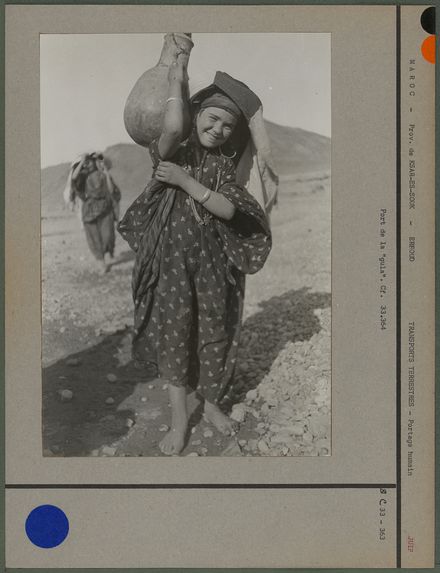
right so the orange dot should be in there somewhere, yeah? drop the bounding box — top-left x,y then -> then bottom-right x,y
421,35 -> 435,63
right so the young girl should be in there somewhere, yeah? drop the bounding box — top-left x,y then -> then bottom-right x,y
118,60 -> 272,455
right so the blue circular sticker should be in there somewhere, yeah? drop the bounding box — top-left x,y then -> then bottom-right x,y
25,505 -> 69,548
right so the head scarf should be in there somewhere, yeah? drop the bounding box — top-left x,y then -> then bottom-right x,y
199,92 -> 242,121
63,151 -> 106,208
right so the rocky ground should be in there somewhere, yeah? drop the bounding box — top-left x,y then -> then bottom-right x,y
42,175 -> 331,457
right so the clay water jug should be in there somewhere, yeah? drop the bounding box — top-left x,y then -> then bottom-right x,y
123,33 -> 194,147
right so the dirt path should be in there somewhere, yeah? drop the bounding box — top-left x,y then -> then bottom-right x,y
42,178 -> 331,457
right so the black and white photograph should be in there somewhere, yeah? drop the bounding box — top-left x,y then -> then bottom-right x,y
41,32 -> 331,458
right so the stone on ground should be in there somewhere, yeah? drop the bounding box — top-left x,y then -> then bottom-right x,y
59,389 -> 73,402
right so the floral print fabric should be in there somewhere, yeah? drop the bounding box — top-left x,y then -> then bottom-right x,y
118,138 -> 271,404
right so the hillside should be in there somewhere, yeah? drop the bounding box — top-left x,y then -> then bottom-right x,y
41,123 -> 330,216
265,121 -> 330,177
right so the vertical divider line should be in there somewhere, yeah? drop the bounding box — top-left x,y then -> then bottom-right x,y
396,3 -> 402,568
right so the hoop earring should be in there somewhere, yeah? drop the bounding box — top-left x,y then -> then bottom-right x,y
219,145 -> 237,159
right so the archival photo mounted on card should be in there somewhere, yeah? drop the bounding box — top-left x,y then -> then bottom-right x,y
39,31 -> 331,459
4,3 -> 435,569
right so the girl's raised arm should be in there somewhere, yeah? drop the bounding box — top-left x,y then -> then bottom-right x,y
158,57 -> 191,160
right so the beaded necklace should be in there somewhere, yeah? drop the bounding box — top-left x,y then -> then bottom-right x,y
189,150 -> 222,226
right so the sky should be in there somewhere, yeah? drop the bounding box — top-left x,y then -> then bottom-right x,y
40,33 -> 330,167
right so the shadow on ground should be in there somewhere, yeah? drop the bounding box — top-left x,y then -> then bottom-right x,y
43,287 -> 330,457
226,287 -> 331,405
43,331 -> 154,456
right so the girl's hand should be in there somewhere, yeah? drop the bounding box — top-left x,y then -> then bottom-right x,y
154,161 -> 190,188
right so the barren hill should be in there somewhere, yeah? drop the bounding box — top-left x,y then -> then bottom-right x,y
265,121 -> 330,177
41,123 -> 330,216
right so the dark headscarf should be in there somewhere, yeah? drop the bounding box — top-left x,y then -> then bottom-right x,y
199,92 -> 242,120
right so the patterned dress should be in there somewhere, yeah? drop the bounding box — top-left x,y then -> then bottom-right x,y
118,138 -> 271,405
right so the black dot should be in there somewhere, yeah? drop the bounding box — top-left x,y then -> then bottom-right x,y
421,7 -> 435,35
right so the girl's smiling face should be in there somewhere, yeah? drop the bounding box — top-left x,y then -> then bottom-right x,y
196,107 -> 238,149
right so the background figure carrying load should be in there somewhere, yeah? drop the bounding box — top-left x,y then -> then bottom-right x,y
118,55 -> 275,456
64,151 -> 121,274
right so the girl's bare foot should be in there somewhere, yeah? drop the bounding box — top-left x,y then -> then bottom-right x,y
204,401 -> 238,436
159,383 -> 188,456
159,425 -> 187,456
